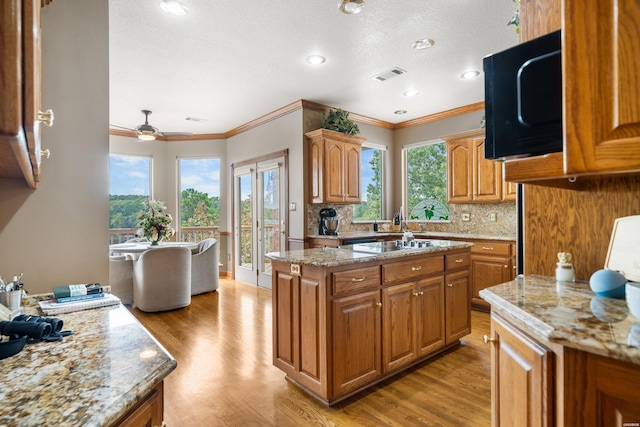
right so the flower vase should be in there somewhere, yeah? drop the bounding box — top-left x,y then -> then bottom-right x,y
150,239 -> 161,246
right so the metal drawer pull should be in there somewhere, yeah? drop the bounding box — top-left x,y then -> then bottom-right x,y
411,266 -> 422,271
482,246 -> 494,250
37,109 -> 54,126
447,283 -> 453,287
483,335 -> 496,344
351,277 -> 365,282
376,302 -> 382,307
418,291 -> 423,295
413,292 -> 419,296
455,259 -> 464,263
40,149 -> 51,159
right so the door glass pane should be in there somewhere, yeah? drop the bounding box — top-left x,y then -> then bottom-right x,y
261,168 -> 280,274
178,158 -> 221,242
239,174 -> 253,268
109,154 -> 151,244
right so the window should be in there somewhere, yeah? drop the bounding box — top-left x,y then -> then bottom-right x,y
353,144 -> 384,221
403,141 -> 450,221
178,158 -> 221,242
109,154 -> 151,243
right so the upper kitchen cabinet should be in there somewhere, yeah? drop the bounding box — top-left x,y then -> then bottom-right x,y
503,0 -> 640,184
306,129 -> 366,204
0,0 -> 53,189
444,129 -> 510,203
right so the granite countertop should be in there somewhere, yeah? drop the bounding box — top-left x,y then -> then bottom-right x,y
480,275 -> 640,365
267,240 -> 473,267
0,294 -> 176,426
307,231 -> 516,242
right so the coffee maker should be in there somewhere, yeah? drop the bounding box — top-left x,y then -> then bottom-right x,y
319,208 -> 339,235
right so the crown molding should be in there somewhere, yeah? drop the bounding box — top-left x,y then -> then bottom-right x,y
109,100 -> 484,140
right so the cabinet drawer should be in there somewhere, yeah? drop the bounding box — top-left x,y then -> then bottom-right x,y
333,266 -> 380,295
382,255 -> 444,285
470,241 -> 512,256
446,252 -> 471,270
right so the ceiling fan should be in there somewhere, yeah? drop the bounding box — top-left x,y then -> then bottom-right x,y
110,109 -> 194,140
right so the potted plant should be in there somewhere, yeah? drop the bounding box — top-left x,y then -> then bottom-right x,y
322,108 -> 360,136
136,199 -> 175,245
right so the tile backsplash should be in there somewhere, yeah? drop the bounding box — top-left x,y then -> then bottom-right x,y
308,202 -> 516,238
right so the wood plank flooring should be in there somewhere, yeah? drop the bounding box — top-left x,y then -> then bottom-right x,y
130,278 -> 492,427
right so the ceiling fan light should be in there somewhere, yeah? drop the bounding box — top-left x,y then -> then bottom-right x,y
160,0 -> 189,16
339,0 -> 364,14
137,132 -> 157,141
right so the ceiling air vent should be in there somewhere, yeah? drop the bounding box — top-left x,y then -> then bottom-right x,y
373,67 -> 407,82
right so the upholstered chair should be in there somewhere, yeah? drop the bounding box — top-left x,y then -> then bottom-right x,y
108,255 -> 133,305
191,238 -> 219,295
133,247 -> 192,312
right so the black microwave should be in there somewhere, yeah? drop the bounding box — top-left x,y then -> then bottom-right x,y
483,30 -> 562,160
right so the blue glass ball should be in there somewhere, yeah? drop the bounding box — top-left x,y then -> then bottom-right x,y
589,269 -> 627,298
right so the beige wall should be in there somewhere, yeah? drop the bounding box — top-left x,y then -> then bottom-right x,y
0,0 -> 109,294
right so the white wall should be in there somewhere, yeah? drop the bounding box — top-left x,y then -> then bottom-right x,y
0,0 -> 109,294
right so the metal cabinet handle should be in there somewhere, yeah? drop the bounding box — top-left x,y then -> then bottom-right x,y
447,283 -> 453,287
503,265 -> 508,268
351,277 -> 365,282
413,292 -> 419,296
376,302 -> 382,307
411,266 -> 422,271
40,149 -> 51,159
483,335 -> 496,344
482,246 -> 494,251
37,109 -> 54,126
455,259 -> 464,263
418,291 -> 423,295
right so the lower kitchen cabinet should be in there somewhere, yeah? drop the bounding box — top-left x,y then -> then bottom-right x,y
470,240 -> 516,312
113,382 -> 165,427
332,290 -> 382,396
490,314 -> 553,427
445,269 -> 471,344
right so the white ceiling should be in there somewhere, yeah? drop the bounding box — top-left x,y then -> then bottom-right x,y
108,0 -> 520,135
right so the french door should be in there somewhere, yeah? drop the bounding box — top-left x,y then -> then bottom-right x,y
233,156 -> 287,289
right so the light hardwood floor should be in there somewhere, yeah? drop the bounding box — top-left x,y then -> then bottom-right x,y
130,278 -> 492,427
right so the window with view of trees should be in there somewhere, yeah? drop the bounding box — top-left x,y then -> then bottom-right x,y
404,141 -> 450,221
109,154 -> 151,243
353,145 -> 383,221
179,158 -> 221,242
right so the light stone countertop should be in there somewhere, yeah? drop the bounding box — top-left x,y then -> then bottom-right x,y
267,240 -> 473,267
0,294 -> 176,426
307,231 -> 516,242
480,275 -> 640,365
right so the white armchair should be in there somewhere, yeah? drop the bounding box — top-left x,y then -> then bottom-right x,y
191,238 -> 219,295
133,247 -> 192,312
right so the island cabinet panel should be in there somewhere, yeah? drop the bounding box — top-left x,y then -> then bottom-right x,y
332,290 -> 381,397
382,255 -> 444,285
332,266 -> 380,295
115,382 -> 164,427
273,270 -> 297,369
491,314 -> 553,427
299,276 -> 322,383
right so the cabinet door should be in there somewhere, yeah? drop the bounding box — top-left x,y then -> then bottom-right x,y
332,290 -> 381,397
117,382 -> 164,427
447,139 -> 472,203
564,0 -> 640,175
308,137 -> 324,203
502,179 -> 517,201
445,269 -> 471,344
382,282 -> 416,373
416,276 -> 445,357
343,141 -> 361,203
325,139 -> 345,203
470,255 -> 511,310
473,137 -> 502,202
491,314 -> 553,427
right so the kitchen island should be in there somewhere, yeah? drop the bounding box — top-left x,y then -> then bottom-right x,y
480,276 -> 640,426
0,295 -> 176,426
267,239 -> 473,405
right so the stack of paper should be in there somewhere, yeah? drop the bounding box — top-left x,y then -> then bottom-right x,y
38,293 -> 121,315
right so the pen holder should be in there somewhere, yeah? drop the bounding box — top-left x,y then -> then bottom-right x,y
0,290 -> 23,311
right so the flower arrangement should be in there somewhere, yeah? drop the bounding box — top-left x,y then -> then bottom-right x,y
136,199 -> 175,245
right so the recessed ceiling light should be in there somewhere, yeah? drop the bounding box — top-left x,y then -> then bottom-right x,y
412,39 -> 435,50
339,0 -> 364,14
403,90 -> 420,97
394,110 -> 407,115
160,0 -> 189,16
306,55 -> 326,65
461,70 -> 481,79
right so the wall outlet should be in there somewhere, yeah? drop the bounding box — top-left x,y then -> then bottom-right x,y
289,202 -> 296,211
490,212 -> 497,222
461,213 -> 470,222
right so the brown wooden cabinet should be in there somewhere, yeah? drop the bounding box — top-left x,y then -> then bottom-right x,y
112,382 -> 165,427
470,240 -> 515,311
271,246 -> 471,405
444,129 -> 509,203
490,314 -> 553,427
0,0 -> 52,188
503,0 -> 640,184
306,128 -> 366,204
